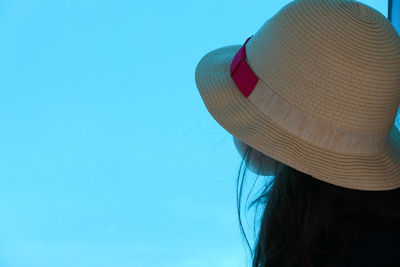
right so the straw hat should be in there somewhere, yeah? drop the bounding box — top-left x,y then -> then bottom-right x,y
194,0 -> 400,191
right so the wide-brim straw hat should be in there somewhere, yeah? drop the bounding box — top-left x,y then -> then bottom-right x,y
195,0 -> 400,191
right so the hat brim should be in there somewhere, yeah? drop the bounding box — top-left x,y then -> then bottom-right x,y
195,44 -> 400,191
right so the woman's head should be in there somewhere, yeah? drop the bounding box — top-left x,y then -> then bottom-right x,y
195,0 -> 400,264
235,140 -> 400,267
195,0 -> 400,192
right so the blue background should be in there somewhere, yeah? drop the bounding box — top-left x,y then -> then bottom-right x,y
0,0 -> 394,266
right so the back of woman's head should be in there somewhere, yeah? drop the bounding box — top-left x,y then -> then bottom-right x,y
237,145 -> 400,267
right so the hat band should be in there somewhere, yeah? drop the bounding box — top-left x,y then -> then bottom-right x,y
230,37 -> 394,155
247,75 -> 395,155
230,36 -> 258,98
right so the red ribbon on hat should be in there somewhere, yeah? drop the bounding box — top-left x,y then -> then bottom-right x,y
230,35 -> 259,98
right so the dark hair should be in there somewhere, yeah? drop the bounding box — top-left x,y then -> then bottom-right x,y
236,144 -> 400,267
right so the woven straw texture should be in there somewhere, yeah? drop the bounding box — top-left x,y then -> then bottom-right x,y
195,0 -> 400,190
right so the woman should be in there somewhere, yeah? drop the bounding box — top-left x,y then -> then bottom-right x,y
195,0 -> 400,266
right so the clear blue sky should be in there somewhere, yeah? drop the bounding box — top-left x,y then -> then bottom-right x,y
0,0 -> 391,266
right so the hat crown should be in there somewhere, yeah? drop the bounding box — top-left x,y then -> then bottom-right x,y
246,0 -> 400,134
